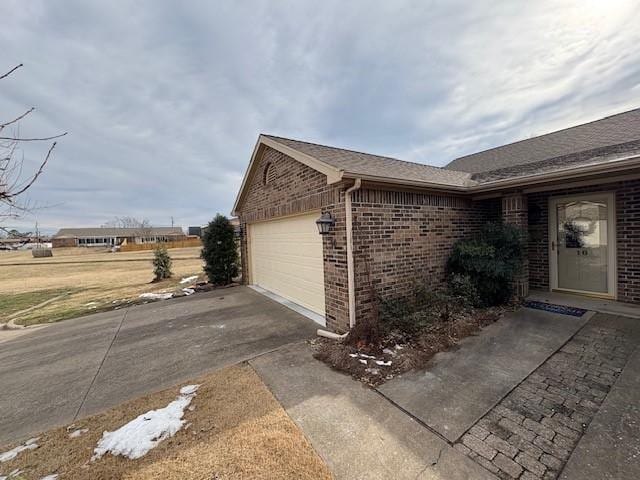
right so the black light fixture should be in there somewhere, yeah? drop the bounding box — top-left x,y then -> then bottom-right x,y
315,211 -> 335,235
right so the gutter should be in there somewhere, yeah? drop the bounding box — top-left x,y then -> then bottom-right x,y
345,178 -> 362,328
315,178 -> 362,341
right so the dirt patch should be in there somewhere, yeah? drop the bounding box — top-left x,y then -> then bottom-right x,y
313,307 -> 510,387
0,365 -> 333,480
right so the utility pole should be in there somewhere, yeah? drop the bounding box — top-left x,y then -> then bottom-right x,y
171,216 -> 174,227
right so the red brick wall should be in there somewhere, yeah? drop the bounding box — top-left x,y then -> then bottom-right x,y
349,189 -> 500,322
235,147 -> 347,331
52,237 -> 77,248
528,179 -> 640,303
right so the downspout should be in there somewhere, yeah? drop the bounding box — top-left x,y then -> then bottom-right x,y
345,178 -> 361,328
316,178 -> 362,341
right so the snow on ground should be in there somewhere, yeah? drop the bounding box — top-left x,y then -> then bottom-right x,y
40,475 -> 58,480
68,428 -> 89,439
182,288 -> 195,295
0,438 -> 39,463
139,292 -> 173,300
92,384 -> 200,461
179,275 -> 198,284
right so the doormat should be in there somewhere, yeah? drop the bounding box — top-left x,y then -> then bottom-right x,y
523,300 -> 588,317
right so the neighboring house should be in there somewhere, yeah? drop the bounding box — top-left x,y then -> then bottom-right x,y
232,108 -> 640,332
189,218 -> 240,238
51,227 -> 186,248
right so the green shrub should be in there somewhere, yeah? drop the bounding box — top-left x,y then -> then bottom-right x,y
447,273 -> 479,307
152,245 -> 172,281
201,214 -> 239,285
446,222 -> 525,306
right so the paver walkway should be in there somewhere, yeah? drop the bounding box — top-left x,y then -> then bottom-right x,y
378,307 -> 589,442
455,313 -> 639,480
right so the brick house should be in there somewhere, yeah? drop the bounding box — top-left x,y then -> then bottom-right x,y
232,108 -> 640,332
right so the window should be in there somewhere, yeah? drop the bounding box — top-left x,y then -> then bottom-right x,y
263,162 -> 277,186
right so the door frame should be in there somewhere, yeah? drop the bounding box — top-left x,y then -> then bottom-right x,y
548,192 -> 617,299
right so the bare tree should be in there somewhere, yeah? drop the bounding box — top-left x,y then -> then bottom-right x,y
102,216 -> 152,229
1,64 -> 67,234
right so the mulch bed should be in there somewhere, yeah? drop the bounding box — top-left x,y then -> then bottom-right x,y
312,305 -> 515,387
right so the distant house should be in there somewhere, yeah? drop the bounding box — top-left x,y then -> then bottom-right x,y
51,227 -> 186,248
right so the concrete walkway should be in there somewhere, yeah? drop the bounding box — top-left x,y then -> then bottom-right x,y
251,343 -> 497,480
377,307 -> 591,442
0,286 -> 317,446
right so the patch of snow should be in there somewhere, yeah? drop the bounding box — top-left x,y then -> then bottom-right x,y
348,353 -> 358,358
0,437 -> 39,463
40,475 -> 58,480
382,348 -> 396,356
68,428 -> 89,438
92,384 -> 200,461
84,301 -> 97,306
358,359 -> 368,365
181,288 -> 195,295
365,368 -> 380,375
394,344 -> 404,350
139,292 -> 173,300
358,353 -> 376,359
375,360 -> 392,367
179,275 -> 198,284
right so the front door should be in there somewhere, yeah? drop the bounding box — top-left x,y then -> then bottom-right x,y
549,193 -> 616,298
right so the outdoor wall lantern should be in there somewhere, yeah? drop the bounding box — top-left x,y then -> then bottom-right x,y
315,212 -> 335,235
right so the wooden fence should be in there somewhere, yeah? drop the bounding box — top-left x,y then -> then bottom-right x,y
119,238 -> 202,252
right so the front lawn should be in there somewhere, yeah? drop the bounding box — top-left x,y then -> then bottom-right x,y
0,365 -> 332,480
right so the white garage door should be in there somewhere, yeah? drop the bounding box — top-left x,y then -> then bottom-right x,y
249,212 -> 325,315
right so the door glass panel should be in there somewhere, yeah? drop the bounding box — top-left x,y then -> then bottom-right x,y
556,199 -> 608,293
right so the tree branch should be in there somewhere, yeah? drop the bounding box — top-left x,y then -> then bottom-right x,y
0,64 -> 23,80
0,107 -> 35,132
2,141 -> 57,199
0,132 -> 68,142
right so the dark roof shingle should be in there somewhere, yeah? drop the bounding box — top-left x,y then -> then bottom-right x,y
265,135 -> 471,187
445,108 -> 640,174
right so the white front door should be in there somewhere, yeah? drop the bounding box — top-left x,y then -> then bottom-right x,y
549,193 -> 616,298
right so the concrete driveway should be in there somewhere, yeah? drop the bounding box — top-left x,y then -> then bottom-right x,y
0,286 -> 318,446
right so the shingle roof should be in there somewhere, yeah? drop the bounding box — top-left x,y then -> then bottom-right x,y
472,140 -> 640,183
53,227 -> 184,238
446,108 -> 640,174
264,135 -> 472,187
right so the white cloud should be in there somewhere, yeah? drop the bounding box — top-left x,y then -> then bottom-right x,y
1,0 -> 638,232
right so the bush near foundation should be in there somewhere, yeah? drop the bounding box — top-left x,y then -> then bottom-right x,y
446,222 -> 526,306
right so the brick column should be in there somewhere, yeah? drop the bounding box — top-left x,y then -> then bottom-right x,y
502,193 -> 529,298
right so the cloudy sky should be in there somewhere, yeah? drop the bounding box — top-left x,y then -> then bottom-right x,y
2,0 -> 639,233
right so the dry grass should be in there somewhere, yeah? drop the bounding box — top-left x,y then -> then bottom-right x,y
0,365 -> 333,480
0,247 -> 205,325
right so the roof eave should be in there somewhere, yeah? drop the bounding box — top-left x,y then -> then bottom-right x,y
469,154 -> 640,193
340,171 -> 471,192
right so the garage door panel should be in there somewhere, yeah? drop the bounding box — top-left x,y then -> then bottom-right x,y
249,212 -> 325,315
